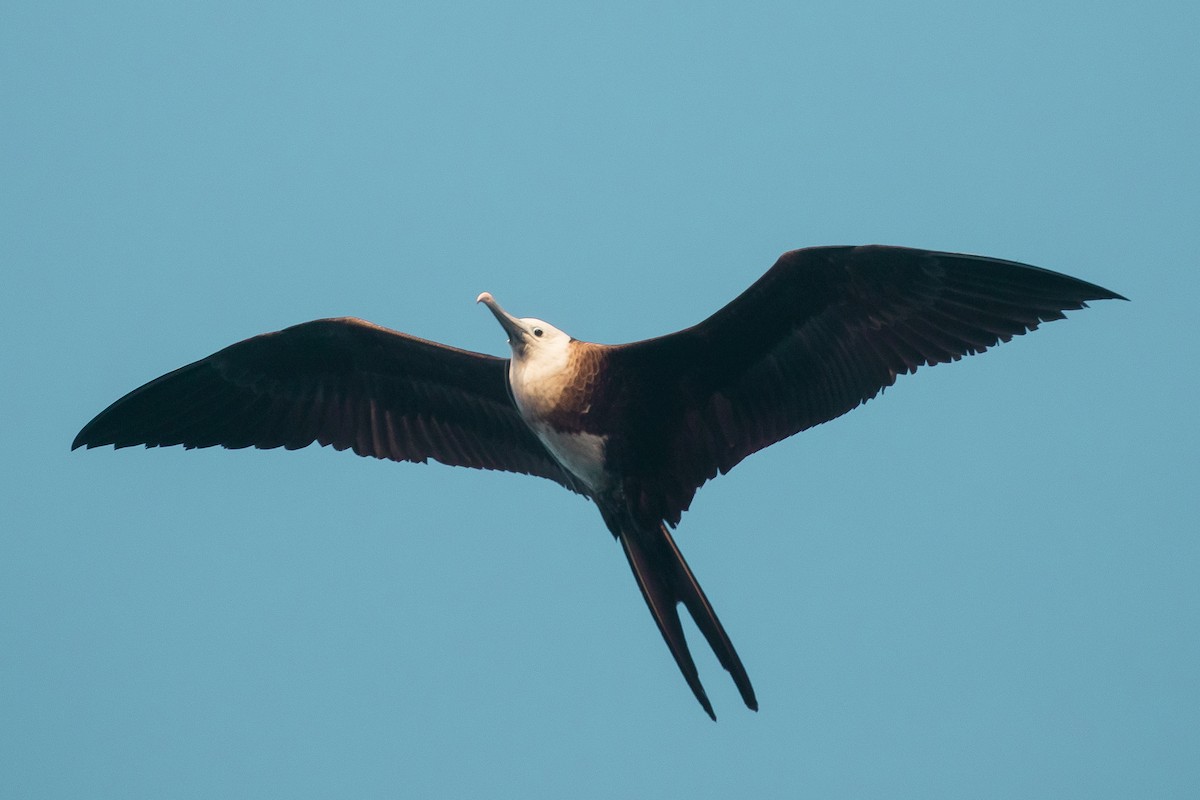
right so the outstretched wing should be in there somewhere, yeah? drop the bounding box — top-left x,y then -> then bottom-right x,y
73,317 -> 585,492
613,245 -> 1125,524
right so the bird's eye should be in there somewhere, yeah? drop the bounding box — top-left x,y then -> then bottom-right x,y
533,328 -> 544,337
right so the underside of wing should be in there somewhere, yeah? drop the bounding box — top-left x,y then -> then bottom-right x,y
73,317 -> 585,493
614,245 -> 1125,524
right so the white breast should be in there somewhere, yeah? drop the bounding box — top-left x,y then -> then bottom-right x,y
530,423 -> 610,491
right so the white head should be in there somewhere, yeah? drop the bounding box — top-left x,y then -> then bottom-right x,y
476,292 -> 572,365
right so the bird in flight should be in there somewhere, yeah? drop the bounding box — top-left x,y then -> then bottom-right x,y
73,245 -> 1124,719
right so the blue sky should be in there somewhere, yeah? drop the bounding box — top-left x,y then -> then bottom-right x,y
3,1 -> 1197,797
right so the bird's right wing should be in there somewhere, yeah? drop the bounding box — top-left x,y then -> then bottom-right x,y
72,317 -> 586,493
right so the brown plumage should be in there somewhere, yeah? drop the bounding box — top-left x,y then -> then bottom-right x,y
73,245 -> 1125,719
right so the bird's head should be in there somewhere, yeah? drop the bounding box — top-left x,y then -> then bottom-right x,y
476,292 -> 571,363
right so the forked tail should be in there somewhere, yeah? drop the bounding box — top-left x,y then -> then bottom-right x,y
614,516 -> 757,720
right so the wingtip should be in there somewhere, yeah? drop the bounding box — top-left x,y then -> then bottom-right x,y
71,422 -> 104,451
1065,273 -> 1128,304
1084,284 -> 1129,303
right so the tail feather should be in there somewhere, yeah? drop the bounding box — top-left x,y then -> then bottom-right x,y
618,521 -> 757,719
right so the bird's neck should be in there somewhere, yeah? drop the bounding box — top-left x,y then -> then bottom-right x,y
509,339 -> 583,422
510,340 -> 612,491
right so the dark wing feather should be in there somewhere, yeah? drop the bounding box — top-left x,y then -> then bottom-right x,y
73,317 -> 584,492
612,245 -> 1125,524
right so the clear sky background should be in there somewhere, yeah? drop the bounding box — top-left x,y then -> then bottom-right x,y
3,2 -> 1197,797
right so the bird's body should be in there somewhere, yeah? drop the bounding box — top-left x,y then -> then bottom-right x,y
492,317 -> 611,492
73,245 -> 1125,719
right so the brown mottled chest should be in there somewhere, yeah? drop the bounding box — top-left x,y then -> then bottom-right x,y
508,341 -> 612,490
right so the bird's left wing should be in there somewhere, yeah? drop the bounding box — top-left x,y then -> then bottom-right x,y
73,317 -> 585,492
610,246 -> 1125,525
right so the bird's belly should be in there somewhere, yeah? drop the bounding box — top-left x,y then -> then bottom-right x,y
532,423 -> 610,492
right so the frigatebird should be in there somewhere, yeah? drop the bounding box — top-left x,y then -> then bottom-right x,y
72,245 -> 1124,719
